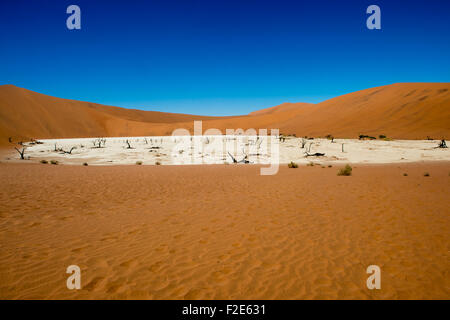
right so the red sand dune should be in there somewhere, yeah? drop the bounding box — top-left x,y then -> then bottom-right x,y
278,83 -> 450,139
248,102 -> 314,116
0,85 -> 220,145
0,83 -> 449,146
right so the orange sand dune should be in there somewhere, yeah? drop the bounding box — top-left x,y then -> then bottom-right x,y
248,102 -> 314,116
1,83 -> 449,146
0,85 -> 220,145
0,162 -> 449,299
278,83 -> 450,139
199,83 -> 450,139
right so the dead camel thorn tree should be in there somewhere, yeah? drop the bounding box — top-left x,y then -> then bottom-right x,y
54,143 -> 63,152
30,139 -> 43,145
304,142 -> 325,157
62,146 -> 76,154
227,152 -> 250,164
438,139 -> 447,148
125,139 -> 134,149
92,138 -> 106,148
300,138 -> 307,149
325,134 -> 334,142
14,146 -> 27,160
305,151 -> 325,157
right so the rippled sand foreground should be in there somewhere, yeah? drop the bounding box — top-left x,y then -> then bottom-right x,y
0,162 -> 449,299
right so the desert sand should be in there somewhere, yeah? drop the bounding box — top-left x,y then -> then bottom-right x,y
0,82 -> 449,300
1,83 -> 449,146
0,162 -> 449,299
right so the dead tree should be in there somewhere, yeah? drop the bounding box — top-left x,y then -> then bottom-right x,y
228,152 -> 237,163
240,155 -> 250,163
303,141 -> 324,157
227,152 -> 250,164
29,139 -> 43,145
305,152 -> 325,157
62,146 -> 76,154
15,147 -> 26,160
300,138 -> 307,148
438,139 -> 447,148
240,147 -> 251,163
257,138 -> 263,150
92,138 -> 106,148
258,138 -> 263,147
54,143 -> 63,152
125,139 -> 133,149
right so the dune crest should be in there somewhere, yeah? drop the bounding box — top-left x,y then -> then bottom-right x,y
0,83 -> 449,146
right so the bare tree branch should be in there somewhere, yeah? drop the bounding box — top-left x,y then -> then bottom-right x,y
438,139 -> 447,148
14,147 -> 26,160
62,146 -> 76,154
125,139 -> 133,149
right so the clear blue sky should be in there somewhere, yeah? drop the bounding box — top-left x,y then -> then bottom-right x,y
1,0 -> 449,115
